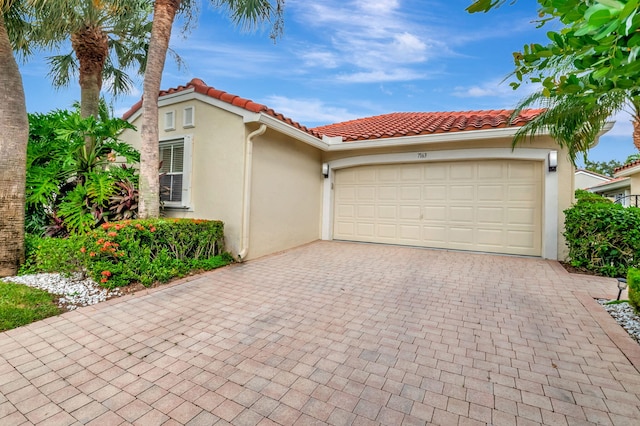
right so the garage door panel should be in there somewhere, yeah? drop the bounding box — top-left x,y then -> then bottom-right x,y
358,186 -> 376,200
379,186 -> 398,200
507,230 -> 536,249
336,204 -> 355,219
399,205 -> 420,220
507,208 -> 536,225
508,184 -> 537,202
477,185 -> 504,201
356,223 -> 375,237
357,205 -> 375,219
424,186 -> 447,201
477,207 -> 503,224
449,206 -> 474,223
378,205 -> 397,220
478,163 -> 504,179
401,166 -> 423,181
424,206 -> 446,221
423,226 -> 447,243
399,224 -> 420,240
334,160 -> 542,256
401,186 -> 421,201
477,228 -> 505,246
450,185 -> 474,200
425,164 -> 447,180
449,227 -> 474,244
357,169 -> 376,182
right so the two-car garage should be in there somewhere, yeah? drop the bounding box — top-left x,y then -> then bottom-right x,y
331,159 -> 543,257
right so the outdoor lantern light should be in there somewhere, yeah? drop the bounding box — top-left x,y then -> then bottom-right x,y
617,278 -> 628,301
548,150 -> 558,172
322,163 -> 329,178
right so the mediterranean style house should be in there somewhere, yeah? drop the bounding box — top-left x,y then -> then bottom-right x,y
120,78 -> 583,261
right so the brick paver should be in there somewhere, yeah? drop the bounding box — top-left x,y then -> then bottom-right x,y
2,241 -> 640,424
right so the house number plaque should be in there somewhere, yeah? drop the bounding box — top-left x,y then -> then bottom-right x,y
417,152 -> 428,159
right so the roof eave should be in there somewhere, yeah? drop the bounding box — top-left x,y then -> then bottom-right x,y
324,126 -> 545,151
589,178 -> 630,193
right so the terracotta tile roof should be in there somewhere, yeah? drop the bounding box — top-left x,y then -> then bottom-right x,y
121,78 -> 543,143
121,78 -> 321,137
614,159 -> 640,174
310,110 -> 543,142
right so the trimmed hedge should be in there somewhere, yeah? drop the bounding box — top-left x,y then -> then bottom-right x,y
628,268 -> 640,313
21,218 -> 231,288
564,192 -> 640,277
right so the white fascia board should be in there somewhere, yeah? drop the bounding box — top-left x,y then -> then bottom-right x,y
589,121 -> 615,149
246,113 -> 330,150
323,127 -> 533,151
574,170 -> 610,181
589,178 -> 630,193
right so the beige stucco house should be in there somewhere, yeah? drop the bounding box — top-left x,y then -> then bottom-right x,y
120,78 -> 579,261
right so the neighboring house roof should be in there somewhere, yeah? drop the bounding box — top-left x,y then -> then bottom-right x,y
614,159 -> 640,177
122,78 -> 322,138
122,79 -> 543,143
575,168 -> 610,180
310,110 -> 544,142
588,176 -> 630,193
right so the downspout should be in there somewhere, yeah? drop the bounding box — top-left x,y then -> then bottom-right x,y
238,124 -> 267,261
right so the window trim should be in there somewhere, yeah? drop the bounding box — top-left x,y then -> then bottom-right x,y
159,134 -> 193,210
164,110 -> 176,131
183,106 -> 195,128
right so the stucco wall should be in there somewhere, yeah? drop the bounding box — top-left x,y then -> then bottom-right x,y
248,129 -> 323,259
321,135 -> 573,260
120,100 -> 246,255
575,172 -> 609,190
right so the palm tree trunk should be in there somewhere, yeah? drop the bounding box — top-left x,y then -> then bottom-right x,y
71,26 -> 108,119
634,112 -> 640,152
139,0 -> 181,218
0,15 -> 28,276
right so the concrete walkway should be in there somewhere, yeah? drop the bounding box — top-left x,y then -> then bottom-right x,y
1,241 -> 639,425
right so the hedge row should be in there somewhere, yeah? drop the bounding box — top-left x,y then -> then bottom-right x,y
22,218 -> 231,288
564,190 -> 640,277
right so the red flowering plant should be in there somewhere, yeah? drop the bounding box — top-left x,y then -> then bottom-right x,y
77,218 -> 228,288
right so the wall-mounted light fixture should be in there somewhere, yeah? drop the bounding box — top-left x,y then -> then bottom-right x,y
548,150 -> 558,172
322,163 -> 329,178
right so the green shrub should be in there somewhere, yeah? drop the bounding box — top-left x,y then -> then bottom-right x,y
564,196 -> 640,277
628,268 -> 640,313
22,218 -> 231,288
574,189 -> 613,205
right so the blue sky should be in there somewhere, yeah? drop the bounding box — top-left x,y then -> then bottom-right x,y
18,0 -> 637,167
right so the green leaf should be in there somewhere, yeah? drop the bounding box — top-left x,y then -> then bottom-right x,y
595,0 -> 624,11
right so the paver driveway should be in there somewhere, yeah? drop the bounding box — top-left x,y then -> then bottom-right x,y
1,241 -> 640,425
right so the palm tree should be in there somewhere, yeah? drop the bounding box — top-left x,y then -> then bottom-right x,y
138,0 -> 285,218
511,86 -> 640,164
30,0 -> 152,119
0,0 -> 30,276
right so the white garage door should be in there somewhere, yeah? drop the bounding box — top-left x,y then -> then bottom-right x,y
333,160 -> 542,256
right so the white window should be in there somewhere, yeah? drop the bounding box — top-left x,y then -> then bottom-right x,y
164,110 -> 176,131
159,136 -> 192,208
183,106 -> 195,128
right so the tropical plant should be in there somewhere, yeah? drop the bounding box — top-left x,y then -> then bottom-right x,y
468,1 -> 640,162
138,0 -> 286,218
509,86 -> 637,163
0,0 -> 30,277
29,0 -> 153,119
26,109 -> 139,236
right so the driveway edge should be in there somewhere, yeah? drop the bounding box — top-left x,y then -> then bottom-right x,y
574,292 -> 640,373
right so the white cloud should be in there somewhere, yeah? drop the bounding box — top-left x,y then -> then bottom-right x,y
337,69 -> 425,83
261,95 -> 361,125
288,0 -> 443,84
605,109 -> 634,138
